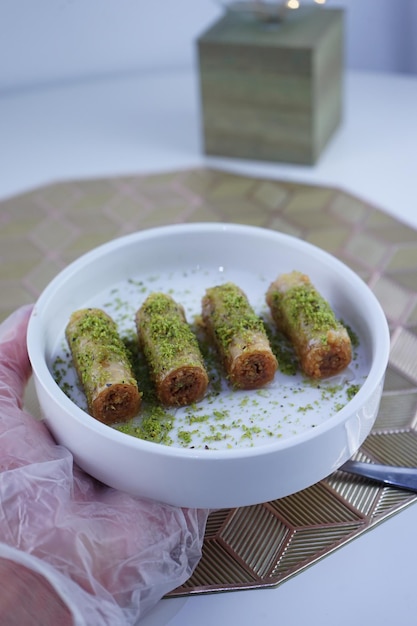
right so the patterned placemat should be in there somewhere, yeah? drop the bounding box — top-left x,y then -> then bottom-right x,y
2,167 -> 417,595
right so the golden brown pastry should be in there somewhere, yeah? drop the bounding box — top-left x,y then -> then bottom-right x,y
202,282 -> 277,389
136,293 -> 209,406
65,308 -> 141,424
266,271 -> 352,378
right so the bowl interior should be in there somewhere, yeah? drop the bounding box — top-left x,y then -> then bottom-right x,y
29,223 -> 388,451
27,223 -> 390,506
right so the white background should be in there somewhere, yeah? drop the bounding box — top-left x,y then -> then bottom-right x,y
1,0 -> 417,93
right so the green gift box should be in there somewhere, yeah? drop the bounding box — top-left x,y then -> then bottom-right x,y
197,8 -> 344,165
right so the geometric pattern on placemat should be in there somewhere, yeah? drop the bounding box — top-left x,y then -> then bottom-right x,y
179,497 -> 364,593
3,166 -> 417,596
220,506 -> 290,578
389,328 -> 417,383
267,481 -> 362,526
361,431 -> 417,468
325,471 -> 381,517
186,541 -> 258,590
268,523 -> 361,580
371,391 -> 417,430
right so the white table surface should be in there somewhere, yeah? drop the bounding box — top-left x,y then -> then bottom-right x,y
2,68 -> 417,626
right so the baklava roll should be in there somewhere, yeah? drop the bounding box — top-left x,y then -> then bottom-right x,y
136,293 -> 209,406
202,282 -> 278,389
266,271 -> 352,379
65,308 -> 141,424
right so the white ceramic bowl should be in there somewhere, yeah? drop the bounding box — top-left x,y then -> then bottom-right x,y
27,223 -> 390,508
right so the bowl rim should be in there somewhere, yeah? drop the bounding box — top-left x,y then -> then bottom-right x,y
27,222 -> 391,461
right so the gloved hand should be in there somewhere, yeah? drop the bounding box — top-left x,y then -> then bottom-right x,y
0,305 -> 209,625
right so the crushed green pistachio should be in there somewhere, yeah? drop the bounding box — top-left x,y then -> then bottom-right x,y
56,271 -> 366,451
346,384 -> 360,401
177,430 -> 193,445
66,309 -> 137,396
344,323 -> 360,348
139,293 -> 203,373
272,284 -> 339,336
206,283 -> 266,350
297,403 -> 314,413
116,406 -> 174,444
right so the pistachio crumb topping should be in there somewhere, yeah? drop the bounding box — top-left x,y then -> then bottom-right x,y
56,270 -> 365,450
140,293 -> 202,370
207,283 -> 266,349
117,406 -> 174,444
67,309 -> 137,391
274,284 -> 339,335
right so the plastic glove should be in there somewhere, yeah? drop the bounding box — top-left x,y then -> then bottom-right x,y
0,305 -> 209,625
